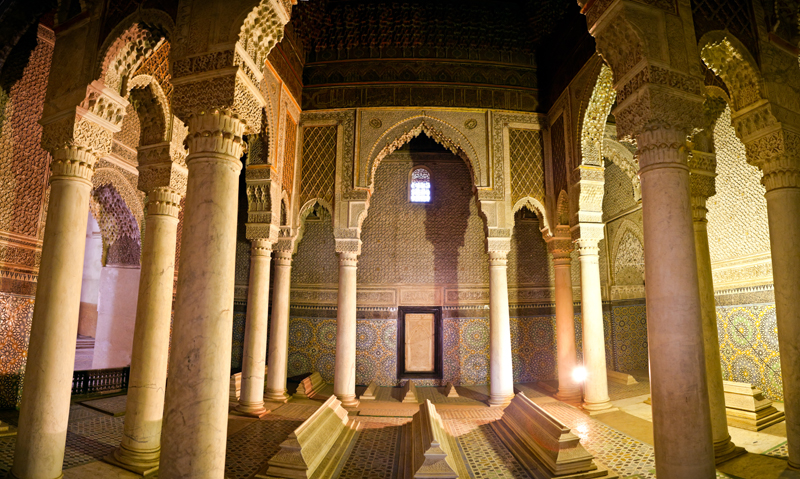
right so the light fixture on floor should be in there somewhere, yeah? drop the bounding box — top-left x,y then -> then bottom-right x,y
572,366 -> 588,383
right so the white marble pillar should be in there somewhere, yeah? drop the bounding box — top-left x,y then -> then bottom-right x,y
690,156 -> 745,464
575,237 -> 612,412
334,252 -> 359,407
551,245 -> 581,403
264,249 -> 292,402
235,239 -> 272,417
108,187 -> 181,475
639,127 -> 715,478
12,146 -> 97,479
158,110 -> 245,479
762,168 -> 800,470
488,250 -> 514,406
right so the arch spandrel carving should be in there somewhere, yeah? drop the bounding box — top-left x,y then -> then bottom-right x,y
360,113 -> 486,190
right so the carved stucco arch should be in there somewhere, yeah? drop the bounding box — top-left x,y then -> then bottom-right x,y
580,64 -> 616,167
97,12 -> 174,95
556,190 -> 569,227
89,176 -> 142,266
236,0 -> 288,74
364,116 -> 482,191
699,31 -> 765,113
610,218 -> 645,284
604,137 -> 641,201
127,75 -> 170,146
512,197 -> 552,241
294,198 -> 334,251
92,167 -> 144,229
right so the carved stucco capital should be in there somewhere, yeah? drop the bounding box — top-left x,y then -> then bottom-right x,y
50,145 -> 99,185
743,126 -> 800,191
184,108 -> 247,162
250,238 -> 273,256
145,186 -> 182,218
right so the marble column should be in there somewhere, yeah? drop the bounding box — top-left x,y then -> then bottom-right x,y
575,237 -> 612,412
550,242 -> 581,403
264,249 -> 293,402
334,252 -> 359,407
639,127 -> 715,478
108,187 -> 182,475
761,157 -> 800,470
159,110 -> 245,479
12,146 -> 97,479
690,153 -> 745,464
488,250 -> 514,406
235,239 -> 272,417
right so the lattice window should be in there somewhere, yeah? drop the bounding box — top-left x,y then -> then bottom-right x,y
409,167 -> 432,203
509,128 -> 544,205
300,125 -> 337,207
282,114 -> 297,200
550,115 -> 567,196
691,0 -> 759,64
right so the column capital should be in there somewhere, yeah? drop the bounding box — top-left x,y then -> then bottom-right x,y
488,250 -> 508,265
185,109 -> 247,162
337,251 -> 358,267
743,126 -> 800,191
574,237 -> 601,256
273,249 -> 293,265
146,187 -> 182,218
547,236 -> 573,263
335,229 -> 362,256
137,143 -> 189,196
50,145 -> 99,184
250,238 -> 273,256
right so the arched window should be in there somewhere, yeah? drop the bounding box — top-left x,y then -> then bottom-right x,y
409,167 -> 432,203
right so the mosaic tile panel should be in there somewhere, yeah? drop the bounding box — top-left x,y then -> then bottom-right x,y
288,316 -> 397,384
612,303 -> 649,373
446,417 -> 532,478
0,293 -> 34,408
716,303 -> 782,401
763,441 -> 788,459
339,417 -> 406,478
225,416 -> 304,479
509,315 -> 557,383
231,310 -> 246,370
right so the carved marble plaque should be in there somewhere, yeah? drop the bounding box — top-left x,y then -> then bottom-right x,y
405,313 -> 435,372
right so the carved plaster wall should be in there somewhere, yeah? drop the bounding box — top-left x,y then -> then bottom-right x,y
707,106 -> 772,289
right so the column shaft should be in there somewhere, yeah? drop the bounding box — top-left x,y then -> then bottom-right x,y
235,240 -> 272,417
765,186 -> 800,469
488,251 -> 514,406
111,188 -> 181,473
553,254 -> 581,403
264,250 -> 292,402
159,110 -> 244,479
639,132 -> 714,478
334,252 -> 359,407
693,198 -> 744,463
576,240 -> 612,411
12,147 -> 96,479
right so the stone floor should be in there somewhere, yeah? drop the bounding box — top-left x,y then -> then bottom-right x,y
0,376 -> 794,479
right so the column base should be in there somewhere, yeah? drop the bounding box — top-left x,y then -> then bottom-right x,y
232,402 -> 271,418
8,472 -> 63,479
103,445 -> 160,476
337,395 -> 359,408
789,460 -> 800,471
488,394 -> 514,407
263,389 -> 290,403
555,387 -> 583,404
582,398 -> 616,415
713,436 -> 746,465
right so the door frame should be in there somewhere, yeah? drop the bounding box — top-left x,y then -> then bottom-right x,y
397,306 -> 443,380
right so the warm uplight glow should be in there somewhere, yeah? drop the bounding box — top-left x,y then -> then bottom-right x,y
572,366 -> 588,383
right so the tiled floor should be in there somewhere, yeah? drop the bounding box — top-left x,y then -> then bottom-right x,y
0,378 -> 791,479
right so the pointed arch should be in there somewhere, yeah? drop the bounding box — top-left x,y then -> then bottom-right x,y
237,0 -> 289,74
611,219 -> 645,285
580,63 -> 616,167
556,190 -> 570,227
363,115 -> 482,191
89,178 -> 142,266
512,197 -> 552,240
294,198 -> 334,251
604,137 -> 641,202
127,75 -> 170,146
699,31 -> 764,112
